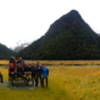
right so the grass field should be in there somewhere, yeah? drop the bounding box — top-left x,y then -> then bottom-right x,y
0,65 -> 100,100
2,60 -> 100,65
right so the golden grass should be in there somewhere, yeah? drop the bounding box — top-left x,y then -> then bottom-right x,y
1,60 -> 100,65
0,60 -> 9,65
0,66 -> 100,100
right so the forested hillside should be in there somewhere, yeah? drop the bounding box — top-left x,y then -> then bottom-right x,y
17,10 -> 100,60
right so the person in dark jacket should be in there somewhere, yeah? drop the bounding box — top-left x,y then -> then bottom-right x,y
32,62 -> 42,87
31,63 -> 36,86
34,62 -> 40,87
16,59 -> 25,80
24,64 -> 32,82
17,57 -> 25,66
0,71 -> 3,83
16,57 -> 25,78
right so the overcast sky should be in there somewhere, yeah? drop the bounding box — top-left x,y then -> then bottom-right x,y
0,0 -> 100,48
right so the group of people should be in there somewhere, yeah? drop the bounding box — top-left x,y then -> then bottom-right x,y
9,57 -> 49,87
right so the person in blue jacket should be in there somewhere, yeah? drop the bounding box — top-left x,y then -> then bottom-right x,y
41,65 -> 49,88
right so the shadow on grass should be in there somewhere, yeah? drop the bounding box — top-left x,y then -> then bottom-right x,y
0,81 -> 34,90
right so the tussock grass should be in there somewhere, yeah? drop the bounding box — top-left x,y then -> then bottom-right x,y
1,60 -> 100,66
0,66 -> 100,100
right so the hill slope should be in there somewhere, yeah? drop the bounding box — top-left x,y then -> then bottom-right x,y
0,43 -> 15,59
17,10 -> 100,60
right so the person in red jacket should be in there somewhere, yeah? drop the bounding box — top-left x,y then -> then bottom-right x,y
8,63 -> 16,80
9,57 -> 16,80
9,56 -> 16,66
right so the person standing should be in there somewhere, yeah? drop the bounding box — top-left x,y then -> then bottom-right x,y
31,63 -> 36,86
17,57 -> 25,66
34,62 -> 40,87
33,62 -> 42,87
9,56 -> 16,80
9,56 -> 16,66
41,65 -> 49,88
16,57 -> 25,79
0,71 -> 3,83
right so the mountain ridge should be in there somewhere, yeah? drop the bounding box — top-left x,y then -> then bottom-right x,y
16,10 -> 100,59
0,43 -> 15,59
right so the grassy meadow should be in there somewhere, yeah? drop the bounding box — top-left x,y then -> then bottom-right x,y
0,60 -> 100,100
2,60 -> 100,65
